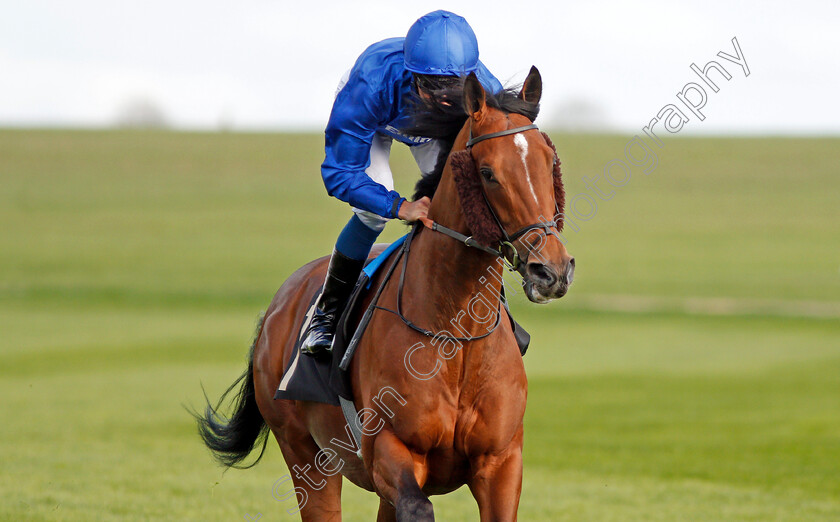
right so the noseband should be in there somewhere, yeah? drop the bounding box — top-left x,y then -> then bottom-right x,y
430,122 -> 558,272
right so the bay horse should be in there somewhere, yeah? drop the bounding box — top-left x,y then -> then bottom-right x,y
195,67 -> 574,521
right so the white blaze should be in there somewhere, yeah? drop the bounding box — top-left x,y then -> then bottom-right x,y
514,133 -> 540,205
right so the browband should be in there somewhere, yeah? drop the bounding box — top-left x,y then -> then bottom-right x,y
466,123 -> 538,148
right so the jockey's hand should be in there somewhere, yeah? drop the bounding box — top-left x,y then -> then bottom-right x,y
398,197 -> 433,228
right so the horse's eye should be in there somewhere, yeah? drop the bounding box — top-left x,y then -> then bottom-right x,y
479,167 -> 495,182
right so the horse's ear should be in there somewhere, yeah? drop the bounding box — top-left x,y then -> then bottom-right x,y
519,66 -> 542,105
462,72 -> 486,120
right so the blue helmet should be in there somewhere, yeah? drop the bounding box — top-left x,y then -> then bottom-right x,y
403,10 -> 479,76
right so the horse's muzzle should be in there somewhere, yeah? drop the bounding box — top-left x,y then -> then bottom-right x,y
524,257 -> 575,303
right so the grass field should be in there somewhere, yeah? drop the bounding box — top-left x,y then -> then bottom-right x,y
1,129 -> 838,521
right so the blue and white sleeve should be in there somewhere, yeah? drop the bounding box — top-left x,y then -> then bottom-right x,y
321,77 -> 403,219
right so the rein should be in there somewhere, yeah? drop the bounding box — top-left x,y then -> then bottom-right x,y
430,122 -> 558,272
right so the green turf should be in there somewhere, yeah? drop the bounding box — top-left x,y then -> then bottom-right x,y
1,129 -> 838,520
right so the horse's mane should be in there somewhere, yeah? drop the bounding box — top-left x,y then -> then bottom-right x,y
407,85 -> 540,201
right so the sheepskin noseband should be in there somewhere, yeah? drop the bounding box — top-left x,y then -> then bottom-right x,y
450,150 -> 503,247
540,132 -> 565,231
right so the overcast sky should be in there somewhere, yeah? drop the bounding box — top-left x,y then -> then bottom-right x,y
1,0 -> 837,134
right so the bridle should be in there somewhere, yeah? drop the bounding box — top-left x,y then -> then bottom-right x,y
363,122 -> 559,345
428,121 -> 559,273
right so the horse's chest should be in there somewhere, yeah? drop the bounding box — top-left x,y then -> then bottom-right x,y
408,386 -> 526,492
453,384 -> 527,456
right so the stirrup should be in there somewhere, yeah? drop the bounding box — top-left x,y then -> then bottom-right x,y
300,311 -> 337,357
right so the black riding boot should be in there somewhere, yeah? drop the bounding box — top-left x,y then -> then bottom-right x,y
301,249 -> 365,357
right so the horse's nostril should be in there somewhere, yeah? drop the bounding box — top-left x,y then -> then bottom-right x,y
527,263 -> 557,287
564,258 -> 575,285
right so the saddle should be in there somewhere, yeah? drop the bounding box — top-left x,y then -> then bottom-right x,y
273,235 -> 408,405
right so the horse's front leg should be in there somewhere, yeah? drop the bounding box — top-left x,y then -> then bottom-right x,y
368,428 -> 434,522
468,428 -> 524,522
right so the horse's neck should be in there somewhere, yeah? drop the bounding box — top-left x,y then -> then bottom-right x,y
401,178 -> 505,338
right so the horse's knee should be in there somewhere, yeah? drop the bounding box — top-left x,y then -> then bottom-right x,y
396,494 -> 434,522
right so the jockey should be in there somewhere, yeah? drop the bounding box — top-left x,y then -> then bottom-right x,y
301,10 -> 503,356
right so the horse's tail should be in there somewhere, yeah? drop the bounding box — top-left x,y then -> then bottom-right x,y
191,313 -> 270,469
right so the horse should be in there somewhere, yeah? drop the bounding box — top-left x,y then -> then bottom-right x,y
194,67 -> 574,521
